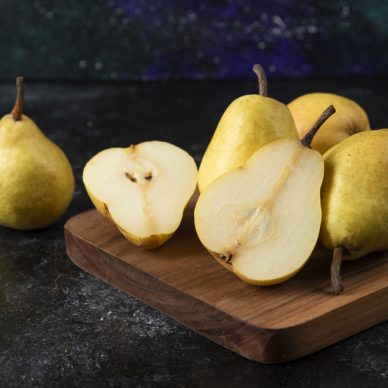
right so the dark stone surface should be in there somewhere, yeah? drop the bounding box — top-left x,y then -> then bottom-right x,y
0,78 -> 388,387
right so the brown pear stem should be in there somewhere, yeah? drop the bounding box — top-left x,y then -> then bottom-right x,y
331,247 -> 344,295
301,105 -> 336,147
252,64 -> 267,97
11,77 -> 24,121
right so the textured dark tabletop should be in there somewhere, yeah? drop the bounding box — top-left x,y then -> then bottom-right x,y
0,78 -> 388,387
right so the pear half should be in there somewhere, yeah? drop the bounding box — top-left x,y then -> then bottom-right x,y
83,141 -> 197,249
195,106 -> 335,285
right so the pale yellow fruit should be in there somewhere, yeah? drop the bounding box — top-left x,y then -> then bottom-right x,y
0,79 -> 74,230
321,130 -> 388,258
320,130 -> 388,293
83,141 -> 197,249
195,138 -> 324,285
198,65 -> 298,192
288,92 -> 370,153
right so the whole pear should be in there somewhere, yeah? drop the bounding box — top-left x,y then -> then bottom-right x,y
288,93 -> 370,153
198,65 -> 298,192
320,130 -> 388,294
0,77 -> 75,230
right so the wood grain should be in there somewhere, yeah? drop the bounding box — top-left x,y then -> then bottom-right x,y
64,206 -> 388,363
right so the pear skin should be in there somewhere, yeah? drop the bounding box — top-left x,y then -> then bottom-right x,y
198,65 -> 298,192
320,130 -> 388,293
288,93 -> 370,153
0,78 -> 74,230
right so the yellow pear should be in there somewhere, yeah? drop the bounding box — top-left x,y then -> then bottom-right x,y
198,64 -> 298,192
0,77 -> 75,230
195,106 -> 335,285
288,93 -> 370,153
320,130 -> 388,294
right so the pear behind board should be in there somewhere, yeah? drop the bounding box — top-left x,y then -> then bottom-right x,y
288,92 -> 370,153
198,65 -> 298,193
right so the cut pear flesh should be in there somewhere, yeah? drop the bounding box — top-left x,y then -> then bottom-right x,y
83,141 -> 198,248
194,139 -> 324,285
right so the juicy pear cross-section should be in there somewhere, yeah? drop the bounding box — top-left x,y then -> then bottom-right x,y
83,141 -> 197,249
195,139 -> 324,284
195,106 -> 335,285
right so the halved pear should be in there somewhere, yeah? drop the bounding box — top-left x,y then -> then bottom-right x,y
195,107 -> 335,285
83,141 -> 197,249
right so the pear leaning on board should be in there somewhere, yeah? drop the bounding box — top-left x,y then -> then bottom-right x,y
288,93 -> 370,154
198,64 -> 298,192
320,129 -> 388,294
0,77 -> 75,230
195,106 -> 335,286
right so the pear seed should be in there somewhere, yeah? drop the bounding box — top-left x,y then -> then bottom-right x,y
125,172 -> 137,183
103,203 -> 110,217
220,253 -> 233,263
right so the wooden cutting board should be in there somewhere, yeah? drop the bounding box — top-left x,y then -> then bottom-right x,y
64,205 -> 388,364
